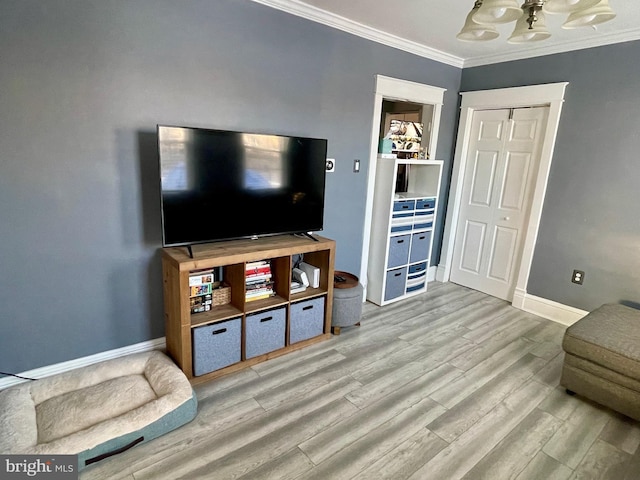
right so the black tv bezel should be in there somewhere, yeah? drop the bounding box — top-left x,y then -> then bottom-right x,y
157,124 -> 328,248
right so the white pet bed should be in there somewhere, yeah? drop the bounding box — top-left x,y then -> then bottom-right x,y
0,351 -> 197,470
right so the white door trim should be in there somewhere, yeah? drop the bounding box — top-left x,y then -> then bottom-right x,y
437,82 -> 568,305
360,75 -> 445,295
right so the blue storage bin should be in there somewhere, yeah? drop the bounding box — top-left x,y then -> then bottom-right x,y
391,212 -> 414,233
393,200 -> 415,212
387,234 -> 410,268
290,297 -> 325,344
406,280 -> 426,293
192,317 -> 241,376
246,307 -> 286,359
416,198 -> 436,210
408,262 -> 428,276
406,262 -> 427,293
414,211 -> 434,229
384,267 -> 407,302
409,231 -> 432,263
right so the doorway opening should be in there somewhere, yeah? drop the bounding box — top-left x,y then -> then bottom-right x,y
379,100 -> 434,160
360,75 -> 445,297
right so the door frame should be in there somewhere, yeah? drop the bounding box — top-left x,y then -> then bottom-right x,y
360,75 -> 446,296
437,82 -> 568,306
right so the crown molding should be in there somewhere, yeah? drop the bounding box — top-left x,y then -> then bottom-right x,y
252,1 -> 640,70
464,27 -> 640,68
251,0 -> 465,68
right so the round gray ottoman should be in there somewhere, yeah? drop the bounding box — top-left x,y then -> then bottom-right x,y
331,271 -> 363,335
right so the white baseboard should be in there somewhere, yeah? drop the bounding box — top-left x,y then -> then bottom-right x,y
0,337 -> 166,391
513,288 -> 588,326
435,264 -> 447,283
427,265 -> 437,282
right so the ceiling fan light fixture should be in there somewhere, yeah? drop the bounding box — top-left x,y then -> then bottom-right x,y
457,0 -> 616,42
542,0 -> 600,14
473,0 -> 523,24
562,0 -> 616,28
508,8 -> 552,43
457,1 -> 501,41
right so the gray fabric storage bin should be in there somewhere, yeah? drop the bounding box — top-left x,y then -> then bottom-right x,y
384,267 -> 407,302
387,234 -> 410,268
245,307 -> 286,359
290,297 -> 325,344
409,231 -> 432,264
192,317 -> 241,376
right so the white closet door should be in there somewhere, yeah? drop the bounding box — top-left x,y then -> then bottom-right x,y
450,107 -> 548,300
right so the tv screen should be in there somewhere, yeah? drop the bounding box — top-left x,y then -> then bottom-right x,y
158,125 -> 328,246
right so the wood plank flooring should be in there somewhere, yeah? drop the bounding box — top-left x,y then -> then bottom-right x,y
80,282 -> 640,480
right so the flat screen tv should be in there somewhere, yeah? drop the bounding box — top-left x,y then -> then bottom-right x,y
157,125 -> 328,247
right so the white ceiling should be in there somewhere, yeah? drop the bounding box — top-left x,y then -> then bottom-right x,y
254,0 -> 640,67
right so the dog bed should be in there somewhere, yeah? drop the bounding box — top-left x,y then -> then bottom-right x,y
0,350 -> 197,470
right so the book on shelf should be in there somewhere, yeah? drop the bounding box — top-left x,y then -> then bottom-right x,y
246,259 -> 271,278
245,260 -> 269,270
245,287 -> 276,302
245,292 -> 274,302
189,269 -> 214,287
246,259 -> 270,269
190,292 -> 213,314
190,283 -> 212,297
246,288 -> 274,298
246,280 -> 274,291
190,294 -> 213,307
246,273 -> 273,284
189,268 -> 223,303
244,259 -> 275,301
246,265 -> 271,276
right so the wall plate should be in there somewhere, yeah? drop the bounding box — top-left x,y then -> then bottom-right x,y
326,158 -> 335,173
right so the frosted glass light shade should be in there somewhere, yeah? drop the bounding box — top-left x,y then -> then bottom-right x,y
543,0 -> 600,14
457,6 -> 500,41
562,0 -> 616,28
508,10 -> 552,43
473,0 -> 523,24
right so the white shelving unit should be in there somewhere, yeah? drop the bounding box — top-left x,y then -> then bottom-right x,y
367,157 -> 443,306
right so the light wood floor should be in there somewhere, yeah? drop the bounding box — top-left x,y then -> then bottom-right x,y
81,282 -> 640,480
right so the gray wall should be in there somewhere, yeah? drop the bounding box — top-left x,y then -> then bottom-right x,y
461,40 -> 640,312
0,0 -> 461,373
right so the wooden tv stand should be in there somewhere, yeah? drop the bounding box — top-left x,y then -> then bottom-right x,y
161,234 -> 336,385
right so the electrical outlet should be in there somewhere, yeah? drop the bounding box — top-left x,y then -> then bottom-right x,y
572,269 -> 585,285
326,158 -> 335,173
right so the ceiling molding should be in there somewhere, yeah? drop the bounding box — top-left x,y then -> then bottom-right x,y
251,0 -> 465,68
464,27 -> 640,68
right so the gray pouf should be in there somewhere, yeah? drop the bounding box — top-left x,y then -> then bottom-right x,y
561,303 -> 640,421
331,272 -> 363,335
